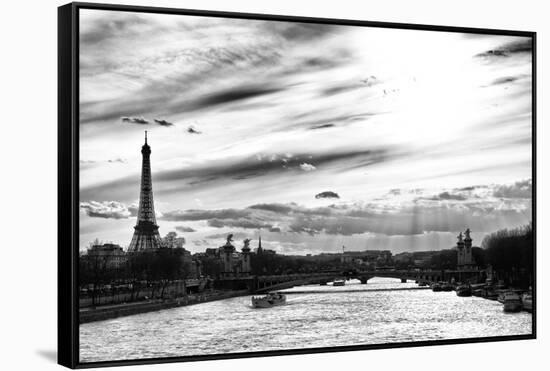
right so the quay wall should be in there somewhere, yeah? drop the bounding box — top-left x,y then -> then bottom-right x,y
80,290 -> 249,324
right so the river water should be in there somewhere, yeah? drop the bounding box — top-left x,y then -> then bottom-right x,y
80,277 -> 532,363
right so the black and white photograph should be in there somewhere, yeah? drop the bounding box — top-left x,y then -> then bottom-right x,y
73,4 -> 534,366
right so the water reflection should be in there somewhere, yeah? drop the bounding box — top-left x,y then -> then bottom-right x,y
80,277 -> 532,362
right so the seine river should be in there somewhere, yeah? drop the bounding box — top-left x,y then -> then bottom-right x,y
80,277 -> 532,362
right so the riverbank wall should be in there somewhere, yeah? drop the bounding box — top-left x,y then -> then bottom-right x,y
80,289 -> 249,324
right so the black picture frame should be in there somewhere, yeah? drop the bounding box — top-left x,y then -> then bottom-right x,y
58,2 -> 537,369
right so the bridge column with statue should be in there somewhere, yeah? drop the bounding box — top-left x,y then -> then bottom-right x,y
221,234 -> 236,278
241,239 -> 251,274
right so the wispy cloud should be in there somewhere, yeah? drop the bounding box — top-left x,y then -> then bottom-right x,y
475,39 -> 532,59
154,119 -> 174,127
178,149 -> 385,180
423,191 -> 468,201
122,116 -> 149,124
175,225 -> 196,233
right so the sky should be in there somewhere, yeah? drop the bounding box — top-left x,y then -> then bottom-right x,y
79,9 -> 533,255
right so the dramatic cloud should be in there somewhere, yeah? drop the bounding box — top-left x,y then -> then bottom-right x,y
315,191 -> 340,199
127,203 -> 138,216
154,119 -> 174,126
455,185 -> 486,192
152,149 -> 390,186
206,232 -> 249,240
80,201 -> 135,219
208,218 -> 273,229
192,84 -> 282,110
425,192 -> 468,201
493,179 -> 532,199
175,226 -> 196,233
248,203 -> 294,214
121,116 -> 149,124
155,179 -> 532,238
78,11 -> 532,253
285,198 -> 529,237
160,208 -> 250,221
299,163 -> 317,172
80,13 -> 151,46
475,39 -> 532,59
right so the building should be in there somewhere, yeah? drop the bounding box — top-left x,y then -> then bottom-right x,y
456,228 -> 476,269
128,131 -> 163,252
86,243 -> 127,269
254,236 -> 263,254
340,248 -> 393,266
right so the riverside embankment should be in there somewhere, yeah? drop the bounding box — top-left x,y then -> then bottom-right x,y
79,289 -> 249,324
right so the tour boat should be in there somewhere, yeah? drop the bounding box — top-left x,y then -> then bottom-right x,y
502,292 -> 522,313
497,290 -> 513,304
483,287 -> 499,300
333,280 -> 346,286
522,292 -> 533,313
441,283 -> 454,292
472,289 -> 483,297
431,283 -> 442,292
251,292 -> 287,308
456,284 -> 472,297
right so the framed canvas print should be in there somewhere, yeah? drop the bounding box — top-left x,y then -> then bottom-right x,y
58,2 -> 536,368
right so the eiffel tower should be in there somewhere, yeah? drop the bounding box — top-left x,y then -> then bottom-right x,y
128,131 -> 162,252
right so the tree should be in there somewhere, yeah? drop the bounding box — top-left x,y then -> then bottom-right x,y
79,253 -> 111,306
125,251 -> 151,301
162,231 -> 186,249
481,222 -> 533,286
471,247 -> 486,268
156,247 -> 187,298
429,249 -> 457,270
199,255 -> 222,279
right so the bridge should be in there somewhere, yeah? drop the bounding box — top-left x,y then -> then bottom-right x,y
216,268 -> 484,293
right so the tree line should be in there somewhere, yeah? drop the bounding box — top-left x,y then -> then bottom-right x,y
481,222 -> 533,286
79,233 -> 196,306
423,223 -> 533,286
